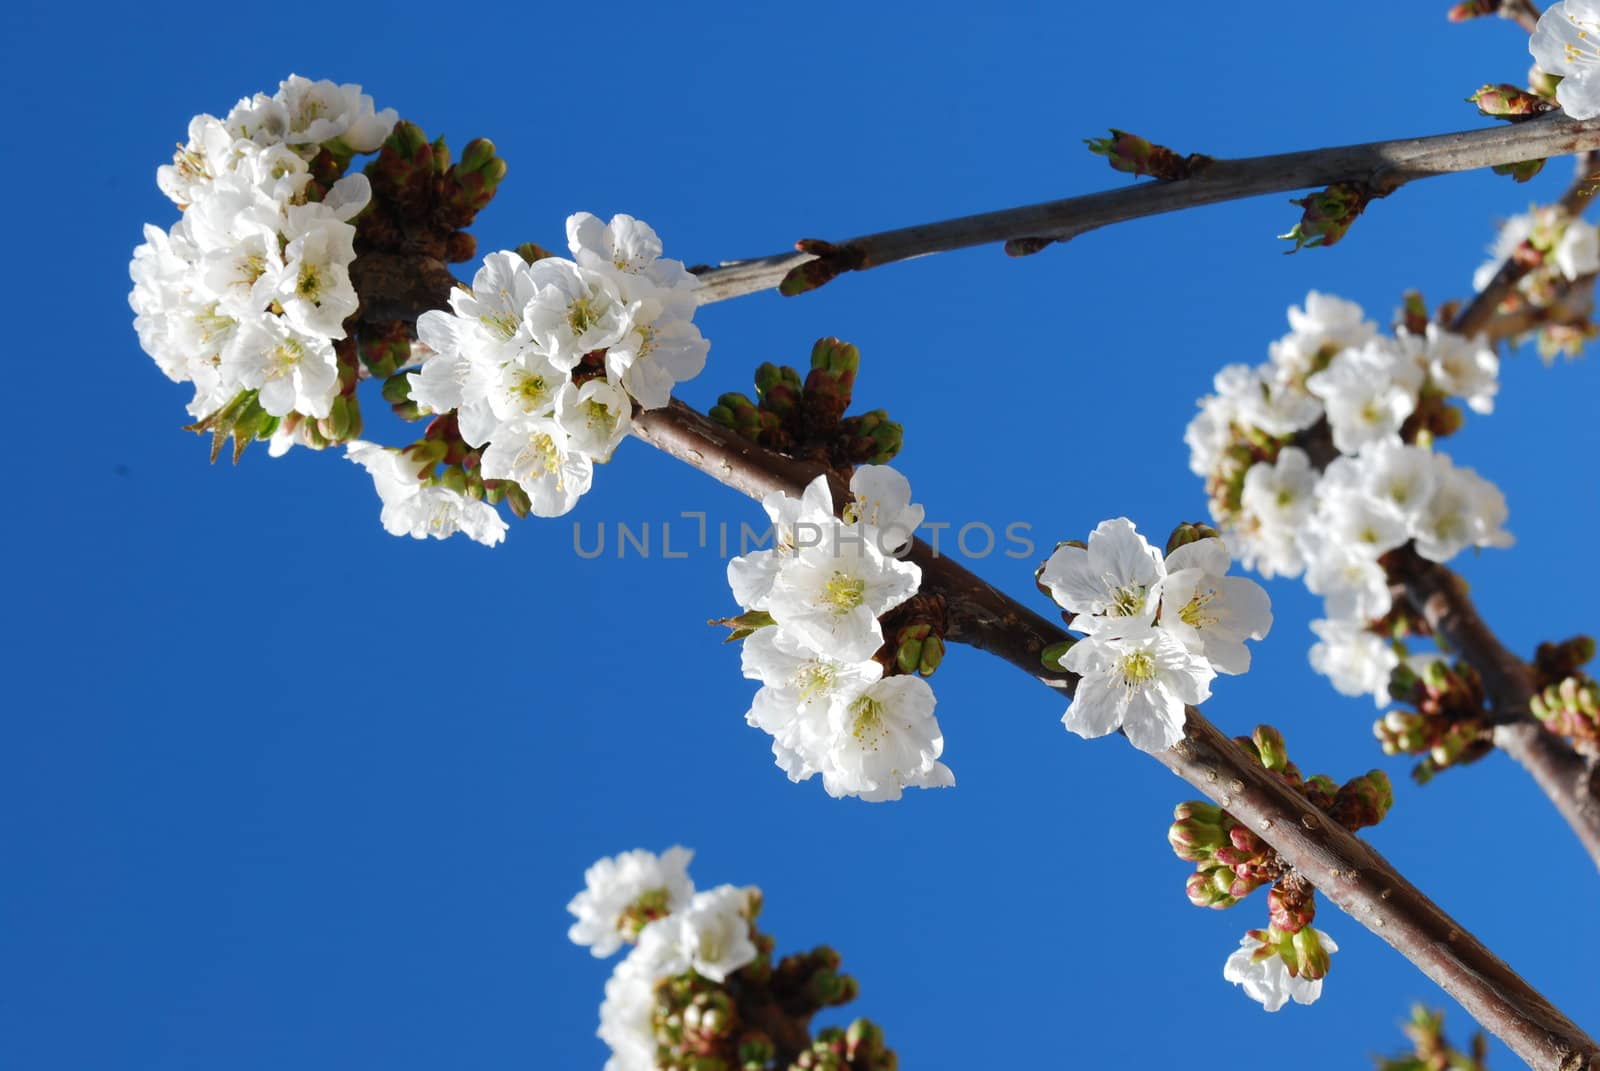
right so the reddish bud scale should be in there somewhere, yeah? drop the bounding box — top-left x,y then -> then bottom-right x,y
1268,881 -> 1317,934
1447,0 -> 1498,19
1470,84 -> 1553,120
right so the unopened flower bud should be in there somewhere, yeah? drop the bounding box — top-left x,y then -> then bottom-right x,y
1165,521 -> 1221,557
1469,84 -> 1552,119
1281,183 -> 1374,251
1332,769 -> 1394,831
1251,725 -> 1291,773
1292,926 -> 1333,980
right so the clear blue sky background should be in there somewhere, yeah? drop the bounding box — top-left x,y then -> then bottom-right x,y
3,2 -> 1597,1068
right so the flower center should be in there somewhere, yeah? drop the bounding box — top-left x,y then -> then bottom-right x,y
568,296 -> 602,335
822,572 -> 867,612
513,373 -> 552,409
1106,578 -> 1146,618
583,398 -> 615,431
517,432 -> 563,485
616,886 -> 671,939
794,662 -> 836,701
1179,587 -> 1216,629
266,337 -> 306,380
849,696 -> 886,750
1116,650 -> 1158,689
482,311 -> 520,340
296,262 -> 324,302
194,304 -> 236,344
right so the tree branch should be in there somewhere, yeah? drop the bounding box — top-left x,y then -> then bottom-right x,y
1391,548 -> 1600,868
691,115 -> 1600,304
630,401 -> 1598,1071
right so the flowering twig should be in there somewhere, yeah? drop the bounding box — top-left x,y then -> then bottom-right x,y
1391,548 -> 1600,866
689,114 -> 1600,303
631,400 -> 1597,1071
1454,152 -> 1600,337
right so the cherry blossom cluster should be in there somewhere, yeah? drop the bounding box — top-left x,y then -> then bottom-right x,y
391,215 -> 708,522
1472,204 -> 1600,362
1040,520 -> 1273,753
727,467 -> 954,802
130,77 -> 396,428
1185,292 -> 1513,706
567,847 -> 760,1071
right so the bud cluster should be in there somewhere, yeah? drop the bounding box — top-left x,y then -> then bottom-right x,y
357,120 -> 506,273
1170,727 -> 1393,1011
710,339 -> 904,469
1374,657 -> 1495,783
1530,636 -> 1600,749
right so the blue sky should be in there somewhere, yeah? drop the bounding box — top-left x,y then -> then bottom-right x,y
3,2 -> 1598,1068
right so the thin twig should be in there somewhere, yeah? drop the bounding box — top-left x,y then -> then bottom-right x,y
630,400 -> 1598,1071
1503,0 -> 1543,34
691,114 -> 1600,304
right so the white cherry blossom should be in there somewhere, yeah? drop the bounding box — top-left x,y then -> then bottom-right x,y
1039,518 -> 1165,636
1157,538 -> 1273,675
1309,618 -> 1398,704
567,846 -> 696,959
346,442 -> 507,547
1224,930 -> 1339,1012
765,536 -> 921,662
479,414 -> 594,517
1060,624 -> 1215,754
1532,2 -> 1600,120
822,676 -> 953,802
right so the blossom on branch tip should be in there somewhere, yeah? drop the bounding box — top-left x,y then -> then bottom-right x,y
567,846 -> 696,958
134,77 -> 390,456
1224,928 -> 1339,1012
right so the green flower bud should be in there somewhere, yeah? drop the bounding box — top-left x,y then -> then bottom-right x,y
1292,926 -> 1332,980
1280,183 -> 1374,251
1165,521 -> 1221,557
1251,725 -> 1291,773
